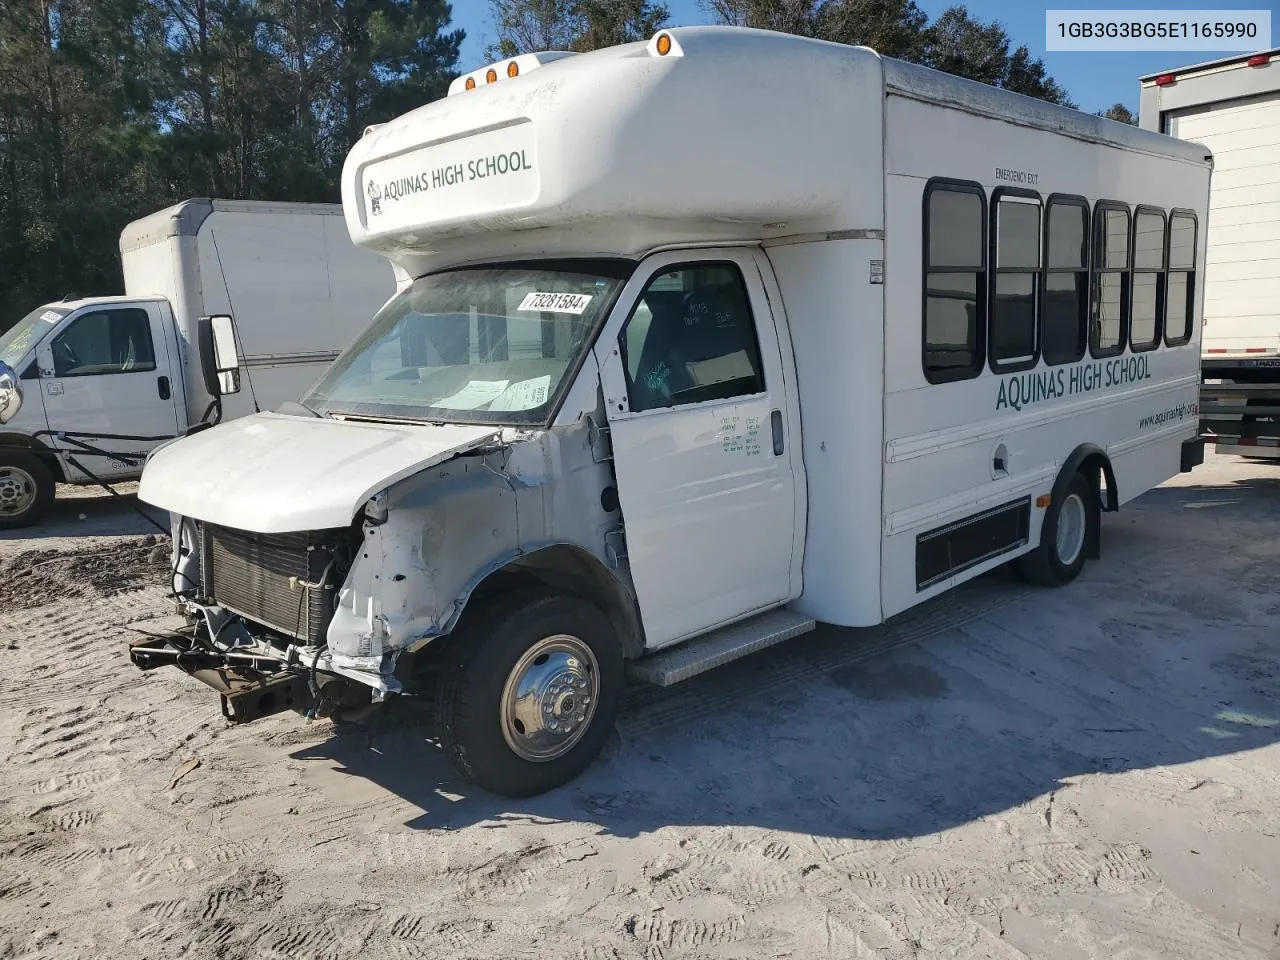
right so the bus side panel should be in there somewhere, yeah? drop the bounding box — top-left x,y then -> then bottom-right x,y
879,95 -> 1210,621
771,239 -> 885,628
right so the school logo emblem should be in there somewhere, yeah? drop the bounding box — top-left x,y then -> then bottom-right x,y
366,179 -> 382,216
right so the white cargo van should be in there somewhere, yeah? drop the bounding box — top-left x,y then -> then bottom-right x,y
134,28 -> 1211,797
0,199 -> 396,527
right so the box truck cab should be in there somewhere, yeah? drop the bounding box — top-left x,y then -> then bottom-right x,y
134,28 -> 1210,798
0,199 -> 395,528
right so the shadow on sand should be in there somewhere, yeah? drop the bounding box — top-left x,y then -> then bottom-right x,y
287,472 -> 1280,840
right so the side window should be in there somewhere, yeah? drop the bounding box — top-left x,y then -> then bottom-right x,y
1165,211 -> 1198,346
1090,202 -> 1130,358
923,180 -> 986,383
1042,196 -> 1089,365
990,189 -> 1041,371
619,263 -> 764,413
52,308 -> 156,377
1130,206 -> 1166,352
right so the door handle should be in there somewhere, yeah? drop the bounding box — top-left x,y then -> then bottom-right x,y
771,409 -> 784,456
157,375 -> 171,401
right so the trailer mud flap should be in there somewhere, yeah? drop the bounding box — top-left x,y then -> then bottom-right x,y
1181,436 -> 1205,472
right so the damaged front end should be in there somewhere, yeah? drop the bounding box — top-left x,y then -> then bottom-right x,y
130,513 -> 384,723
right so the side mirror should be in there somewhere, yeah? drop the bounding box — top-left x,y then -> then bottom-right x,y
197,314 -> 242,396
0,362 -> 22,424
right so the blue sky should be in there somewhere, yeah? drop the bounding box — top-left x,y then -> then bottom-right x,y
450,0 -> 1279,112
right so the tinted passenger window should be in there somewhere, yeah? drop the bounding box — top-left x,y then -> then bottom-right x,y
1090,204 -> 1130,357
52,308 -> 156,377
1165,212 -> 1197,346
1130,208 -> 1166,351
990,193 -> 1041,369
924,181 -> 986,382
1043,198 -> 1089,366
620,263 -> 764,412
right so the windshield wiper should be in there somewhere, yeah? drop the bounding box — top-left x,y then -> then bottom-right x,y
277,400 -> 321,418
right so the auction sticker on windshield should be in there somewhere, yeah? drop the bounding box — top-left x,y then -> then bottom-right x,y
517,291 -> 593,314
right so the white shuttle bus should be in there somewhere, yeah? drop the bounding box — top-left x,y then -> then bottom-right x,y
134,27 -> 1211,797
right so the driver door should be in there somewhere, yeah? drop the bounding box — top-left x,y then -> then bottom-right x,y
36,304 -> 181,481
594,249 -> 804,649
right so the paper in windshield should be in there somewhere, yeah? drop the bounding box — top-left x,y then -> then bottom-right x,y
489,375 -> 552,412
435,379 -> 510,410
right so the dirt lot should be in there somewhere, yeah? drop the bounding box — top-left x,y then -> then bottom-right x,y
1,457 -> 1279,960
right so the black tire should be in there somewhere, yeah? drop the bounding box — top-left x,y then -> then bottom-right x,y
0,450 -> 55,530
435,590 -> 624,798
1014,471 -> 1095,587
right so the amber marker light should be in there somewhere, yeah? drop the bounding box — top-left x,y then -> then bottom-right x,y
656,33 -> 672,56
486,67 -> 498,83
507,61 -> 520,78
465,77 -> 476,90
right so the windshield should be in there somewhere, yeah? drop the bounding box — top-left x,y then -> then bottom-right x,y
0,304 -> 66,369
304,262 -> 632,425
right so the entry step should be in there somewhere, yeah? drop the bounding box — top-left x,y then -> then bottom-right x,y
628,608 -> 817,687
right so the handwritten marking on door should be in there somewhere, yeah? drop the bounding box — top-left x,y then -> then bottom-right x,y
720,414 -> 762,456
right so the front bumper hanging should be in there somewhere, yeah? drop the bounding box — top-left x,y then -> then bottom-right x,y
129,630 -> 314,723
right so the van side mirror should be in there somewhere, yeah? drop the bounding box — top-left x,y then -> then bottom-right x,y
197,314 -> 242,396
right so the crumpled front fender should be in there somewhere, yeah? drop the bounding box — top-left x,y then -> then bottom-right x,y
325,453 -> 520,673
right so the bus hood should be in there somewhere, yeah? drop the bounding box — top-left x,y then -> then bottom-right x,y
138,411 -> 500,533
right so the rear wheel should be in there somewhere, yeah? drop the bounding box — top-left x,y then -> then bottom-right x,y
435,590 -> 623,798
1015,471 -> 1095,587
0,451 -> 55,530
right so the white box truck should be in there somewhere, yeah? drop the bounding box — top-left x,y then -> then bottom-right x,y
134,27 -> 1209,797
1139,49 -> 1280,456
0,199 -> 396,526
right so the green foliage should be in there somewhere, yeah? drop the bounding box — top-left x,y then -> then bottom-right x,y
1096,103 -> 1136,125
0,0 -> 463,327
703,0 -> 1075,107
487,0 -> 668,58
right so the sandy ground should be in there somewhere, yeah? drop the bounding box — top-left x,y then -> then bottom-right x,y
1,456 -> 1279,959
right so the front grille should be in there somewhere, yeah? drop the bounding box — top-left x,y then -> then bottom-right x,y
200,524 -> 335,645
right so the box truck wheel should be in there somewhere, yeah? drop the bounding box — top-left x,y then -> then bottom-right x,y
1015,471 -> 1095,587
435,590 -> 623,798
0,451 -> 55,529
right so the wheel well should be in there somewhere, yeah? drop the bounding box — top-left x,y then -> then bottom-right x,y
456,544 -> 645,660
0,433 -> 65,483
1053,444 -> 1116,561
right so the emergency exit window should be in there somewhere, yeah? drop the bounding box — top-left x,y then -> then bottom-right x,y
990,191 -> 1041,371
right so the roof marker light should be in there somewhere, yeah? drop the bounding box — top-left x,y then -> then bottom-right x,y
1155,73 -> 1175,86
447,52 -> 578,96
1248,53 -> 1271,67
656,33 -> 672,56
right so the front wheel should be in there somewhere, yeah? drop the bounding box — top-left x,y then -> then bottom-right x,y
1014,471 -> 1096,587
435,590 -> 623,798
0,451 -> 55,530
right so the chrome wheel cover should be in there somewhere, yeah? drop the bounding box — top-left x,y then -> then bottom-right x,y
1056,492 -> 1087,566
0,465 -> 36,518
500,634 -> 600,762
